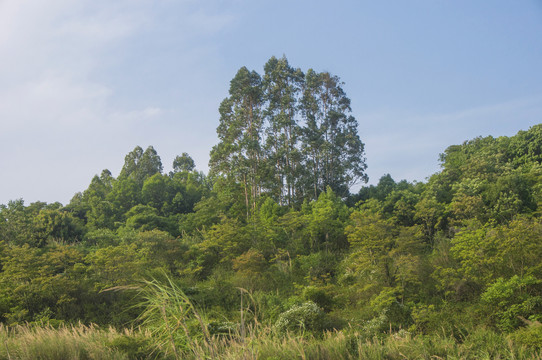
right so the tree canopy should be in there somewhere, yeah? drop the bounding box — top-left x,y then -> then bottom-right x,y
210,56 -> 367,214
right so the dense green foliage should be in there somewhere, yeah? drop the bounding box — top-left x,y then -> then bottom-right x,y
0,57 -> 541,357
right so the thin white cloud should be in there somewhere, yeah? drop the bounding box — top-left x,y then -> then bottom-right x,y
109,107 -> 165,125
416,94 -> 542,133
0,74 -> 111,132
185,9 -> 235,35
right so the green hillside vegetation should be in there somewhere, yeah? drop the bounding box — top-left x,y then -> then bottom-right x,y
1,57 -> 541,359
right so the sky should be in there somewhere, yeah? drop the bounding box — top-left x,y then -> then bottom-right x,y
1,0 -> 542,205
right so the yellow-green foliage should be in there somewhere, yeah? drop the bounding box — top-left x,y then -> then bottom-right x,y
509,324 -> 542,350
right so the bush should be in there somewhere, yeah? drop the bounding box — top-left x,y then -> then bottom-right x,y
107,334 -> 155,359
509,324 -> 542,349
207,321 -> 238,336
275,302 -> 326,333
481,275 -> 542,331
302,286 -> 334,312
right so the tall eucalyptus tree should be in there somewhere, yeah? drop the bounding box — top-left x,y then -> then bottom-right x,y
300,70 -> 367,198
210,56 -> 367,213
209,67 -> 264,218
262,56 -> 304,206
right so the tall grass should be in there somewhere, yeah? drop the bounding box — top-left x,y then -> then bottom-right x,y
0,323 -> 136,360
0,322 -> 541,359
181,327 -> 542,360
132,277 -> 214,359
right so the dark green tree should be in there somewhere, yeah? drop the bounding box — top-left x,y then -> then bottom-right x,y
119,145 -> 163,186
172,152 -> 195,173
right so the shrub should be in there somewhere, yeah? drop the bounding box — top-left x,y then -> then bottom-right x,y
107,334 -> 155,359
275,301 -> 326,333
302,286 -> 334,312
509,324 -> 542,349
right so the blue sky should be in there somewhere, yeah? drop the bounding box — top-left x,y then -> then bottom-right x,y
1,0 -> 541,205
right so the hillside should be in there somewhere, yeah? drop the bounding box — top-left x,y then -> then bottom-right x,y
0,60 -> 541,357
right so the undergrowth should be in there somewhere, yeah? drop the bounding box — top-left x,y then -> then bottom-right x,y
1,276 -> 541,359
1,323 -> 541,360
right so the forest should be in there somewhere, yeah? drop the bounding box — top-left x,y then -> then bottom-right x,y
1,57 -> 541,359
